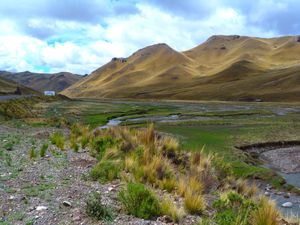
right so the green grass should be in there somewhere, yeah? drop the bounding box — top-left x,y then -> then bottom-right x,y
118,182 -> 161,219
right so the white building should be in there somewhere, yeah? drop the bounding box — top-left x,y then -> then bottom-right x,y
44,91 -> 56,96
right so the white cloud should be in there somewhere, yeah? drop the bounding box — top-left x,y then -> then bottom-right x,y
0,1 -> 286,74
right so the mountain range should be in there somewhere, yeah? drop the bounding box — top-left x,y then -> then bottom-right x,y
0,76 -> 39,95
62,35 -> 300,102
0,71 -> 81,93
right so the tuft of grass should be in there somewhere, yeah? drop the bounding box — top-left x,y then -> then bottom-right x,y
159,177 -> 176,193
118,182 -> 161,219
184,189 -> 206,215
86,191 -> 115,221
29,147 -> 37,159
50,132 -> 65,150
161,136 -> 179,154
161,196 -> 185,223
39,143 -> 48,157
70,134 -> 79,152
251,196 -> 279,225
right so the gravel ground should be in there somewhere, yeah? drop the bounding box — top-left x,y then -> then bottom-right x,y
0,125 -> 201,225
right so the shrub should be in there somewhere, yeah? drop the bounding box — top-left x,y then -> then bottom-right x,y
86,192 -> 115,221
161,196 -> 184,222
90,160 -> 122,182
118,182 -> 161,219
184,189 -> 206,215
213,191 -> 256,225
89,136 -> 117,159
50,132 -> 65,150
40,143 -> 48,157
251,197 -> 279,225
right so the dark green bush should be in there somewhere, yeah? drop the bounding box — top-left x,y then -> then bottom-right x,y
118,182 -> 161,219
90,160 -> 121,182
86,192 -> 114,221
212,192 -> 256,225
89,136 -> 117,159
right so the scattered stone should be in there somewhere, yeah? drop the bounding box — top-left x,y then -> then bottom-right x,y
62,201 -> 72,207
284,193 -> 291,198
275,192 -> 283,195
8,196 -> 15,201
36,206 -> 48,211
157,215 -> 173,223
108,186 -> 115,192
281,202 -> 293,208
264,191 -> 270,196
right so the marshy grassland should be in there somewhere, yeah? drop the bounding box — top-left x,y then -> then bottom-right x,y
0,97 -> 300,224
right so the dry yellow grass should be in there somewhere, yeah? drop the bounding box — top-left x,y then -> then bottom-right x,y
62,35 -> 300,102
161,195 -> 185,222
251,196 -> 279,225
184,189 -> 206,215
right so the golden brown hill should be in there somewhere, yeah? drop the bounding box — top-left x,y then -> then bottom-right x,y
0,71 -> 81,93
0,76 -> 39,96
62,35 -> 300,102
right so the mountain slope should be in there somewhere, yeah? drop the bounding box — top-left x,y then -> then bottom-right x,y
62,35 -> 300,102
0,71 -> 81,93
0,76 -> 39,95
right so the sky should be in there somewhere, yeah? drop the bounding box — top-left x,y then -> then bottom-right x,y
0,0 -> 299,75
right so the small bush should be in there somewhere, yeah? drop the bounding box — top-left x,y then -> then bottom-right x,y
86,192 -> 114,221
40,143 -> 48,157
89,135 -> 117,159
251,197 -> 279,225
213,191 -> 256,225
90,160 -> 122,182
50,132 -> 65,150
118,182 -> 161,219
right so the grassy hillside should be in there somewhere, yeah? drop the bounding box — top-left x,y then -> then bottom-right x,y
0,71 -> 81,93
62,35 -> 300,102
0,76 -> 39,95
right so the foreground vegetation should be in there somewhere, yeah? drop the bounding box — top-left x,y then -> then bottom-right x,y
48,122 -> 293,224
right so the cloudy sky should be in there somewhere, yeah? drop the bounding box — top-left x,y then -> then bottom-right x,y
0,0 -> 299,74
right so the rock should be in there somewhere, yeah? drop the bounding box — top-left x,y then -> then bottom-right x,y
63,201 -> 72,207
73,216 -> 81,221
281,202 -> 293,208
157,215 -> 173,223
264,191 -> 270,196
284,193 -> 291,198
275,192 -> 283,195
108,186 -> 115,192
8,195 -> 15,200
36,206 -> 48,211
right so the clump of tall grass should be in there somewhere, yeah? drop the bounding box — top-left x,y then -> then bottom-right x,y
50,132 -> 65,150
29,147 -> 37,159
251,196 -> 279,225
161,195 -> 185,222
39,143 -> 48,157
